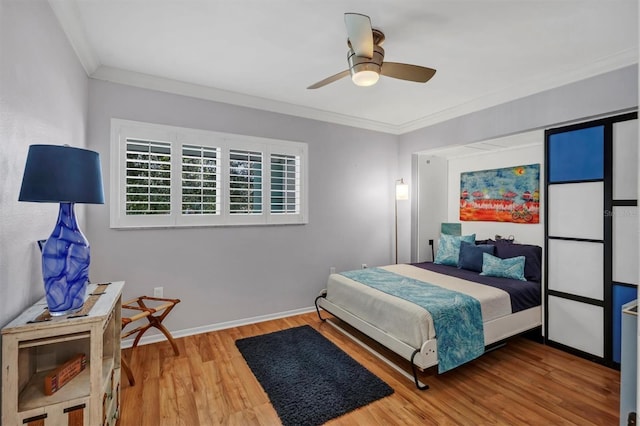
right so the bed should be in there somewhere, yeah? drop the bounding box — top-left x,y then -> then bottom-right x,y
314,238 -> 542,390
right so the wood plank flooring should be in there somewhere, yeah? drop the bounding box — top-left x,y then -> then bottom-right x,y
117,312 -> 620,425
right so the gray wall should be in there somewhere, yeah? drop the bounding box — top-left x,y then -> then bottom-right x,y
0,0 -> 89,328
87,80 -> 398,333
398,65 -> 639,261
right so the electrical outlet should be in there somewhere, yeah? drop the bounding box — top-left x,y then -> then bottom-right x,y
361,264 -> 368,269
428,239 -> 434,246
153,287 -> 163,298
330,267 -> 336,274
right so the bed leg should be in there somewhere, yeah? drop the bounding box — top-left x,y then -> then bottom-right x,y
314,294 -> 327,322
410,349 -> 430,391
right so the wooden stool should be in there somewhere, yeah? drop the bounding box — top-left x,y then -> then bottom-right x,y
121,295 -> 181,386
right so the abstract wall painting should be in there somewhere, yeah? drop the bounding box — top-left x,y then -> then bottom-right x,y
460,164 -> 540,223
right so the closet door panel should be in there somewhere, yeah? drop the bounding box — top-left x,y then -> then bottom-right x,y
547,239 -> 604,300
612,206 -> 639,285
548,182 -> 603,240
612,120 -> 638,200
548,125 -> 604,183
547,295 -> 604,357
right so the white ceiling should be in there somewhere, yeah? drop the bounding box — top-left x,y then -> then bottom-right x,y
50,0 -> 638,134
418,129 -> 542,159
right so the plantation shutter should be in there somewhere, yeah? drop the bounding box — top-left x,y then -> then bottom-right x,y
125,139 -> 171,216
112,119 -> 307,228
181,145 -> 220,215
270,153 -> 300,215
229,149 -> 263,215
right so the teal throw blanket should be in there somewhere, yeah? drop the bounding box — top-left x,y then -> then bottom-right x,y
341,267 -> 484,373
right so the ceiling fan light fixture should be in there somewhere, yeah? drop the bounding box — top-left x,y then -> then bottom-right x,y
352,69 -> 379,86
347,45 -> 384,87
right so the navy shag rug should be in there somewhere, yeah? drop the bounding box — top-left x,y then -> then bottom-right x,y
235,325 -> 394,426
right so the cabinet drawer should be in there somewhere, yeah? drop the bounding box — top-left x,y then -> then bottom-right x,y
19,400 -> 89,426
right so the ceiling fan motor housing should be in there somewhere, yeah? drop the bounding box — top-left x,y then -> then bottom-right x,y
347,44 -> 385,80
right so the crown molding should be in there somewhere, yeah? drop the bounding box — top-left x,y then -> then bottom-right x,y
90,66 -> 401,134
48,0 -> 100,75
92,53 -> 637,136
396,49 -> 638,134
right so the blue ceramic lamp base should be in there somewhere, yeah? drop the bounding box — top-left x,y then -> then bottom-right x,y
41,203 -> 90,316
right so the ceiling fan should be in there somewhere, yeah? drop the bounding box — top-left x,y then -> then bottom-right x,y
307,13 -> 437,89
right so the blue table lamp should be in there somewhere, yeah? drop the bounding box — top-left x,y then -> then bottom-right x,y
19,145 -> 104,316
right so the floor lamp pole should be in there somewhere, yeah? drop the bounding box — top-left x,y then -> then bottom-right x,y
394,179 -> 409,265
395,197 -> 399,264
395,178 -> 408,265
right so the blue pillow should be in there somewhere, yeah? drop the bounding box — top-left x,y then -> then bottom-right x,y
493,241 -> 543,282
480,253 -> 527,281
434,233 -> 476,266
457,242 -> 495,272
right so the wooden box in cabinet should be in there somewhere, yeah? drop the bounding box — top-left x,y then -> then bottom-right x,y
2,281 -> 124,426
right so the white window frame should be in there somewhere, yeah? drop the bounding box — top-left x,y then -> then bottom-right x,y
110,119 -> 308,228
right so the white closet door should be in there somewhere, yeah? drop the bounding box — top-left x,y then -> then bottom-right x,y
548,182 -> 603,240
612,206 -> 639,285
612,120 -> 638,200
547,239 -> 604,300
547,296 -> 604,357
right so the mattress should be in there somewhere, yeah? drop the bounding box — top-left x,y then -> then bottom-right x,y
325,263 -> 540,350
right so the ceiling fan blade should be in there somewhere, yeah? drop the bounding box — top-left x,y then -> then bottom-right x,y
307,70 -> 350,89
344,13 -> 373,58
380,62 -> 436,83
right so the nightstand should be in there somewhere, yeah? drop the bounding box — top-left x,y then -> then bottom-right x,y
2,281 -> 124,426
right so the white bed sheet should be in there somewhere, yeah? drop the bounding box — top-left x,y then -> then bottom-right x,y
325,264 -> 513,350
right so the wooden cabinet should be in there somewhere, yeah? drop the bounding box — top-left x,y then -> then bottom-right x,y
2,281 -> 124,426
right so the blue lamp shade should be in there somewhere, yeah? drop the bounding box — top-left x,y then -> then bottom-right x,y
19,145 -> 104,316
19,145 -> 104,203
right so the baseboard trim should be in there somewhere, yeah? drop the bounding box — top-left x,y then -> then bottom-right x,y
121,306 -> 316,348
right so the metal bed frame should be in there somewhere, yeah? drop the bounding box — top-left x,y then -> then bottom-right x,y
315,291 -> 542,390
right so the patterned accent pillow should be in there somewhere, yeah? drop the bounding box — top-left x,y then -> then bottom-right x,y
480,253 -> 527,281
434,233 -> 476,266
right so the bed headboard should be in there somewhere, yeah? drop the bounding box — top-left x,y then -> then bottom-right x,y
440,223 -> 461,236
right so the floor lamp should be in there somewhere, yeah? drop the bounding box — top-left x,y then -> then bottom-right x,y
395,178 -> 409,264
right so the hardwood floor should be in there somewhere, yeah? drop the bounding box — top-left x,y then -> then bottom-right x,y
117,312 -> 620,425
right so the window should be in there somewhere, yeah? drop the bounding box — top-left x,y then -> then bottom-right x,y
111,119 -> 307,228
